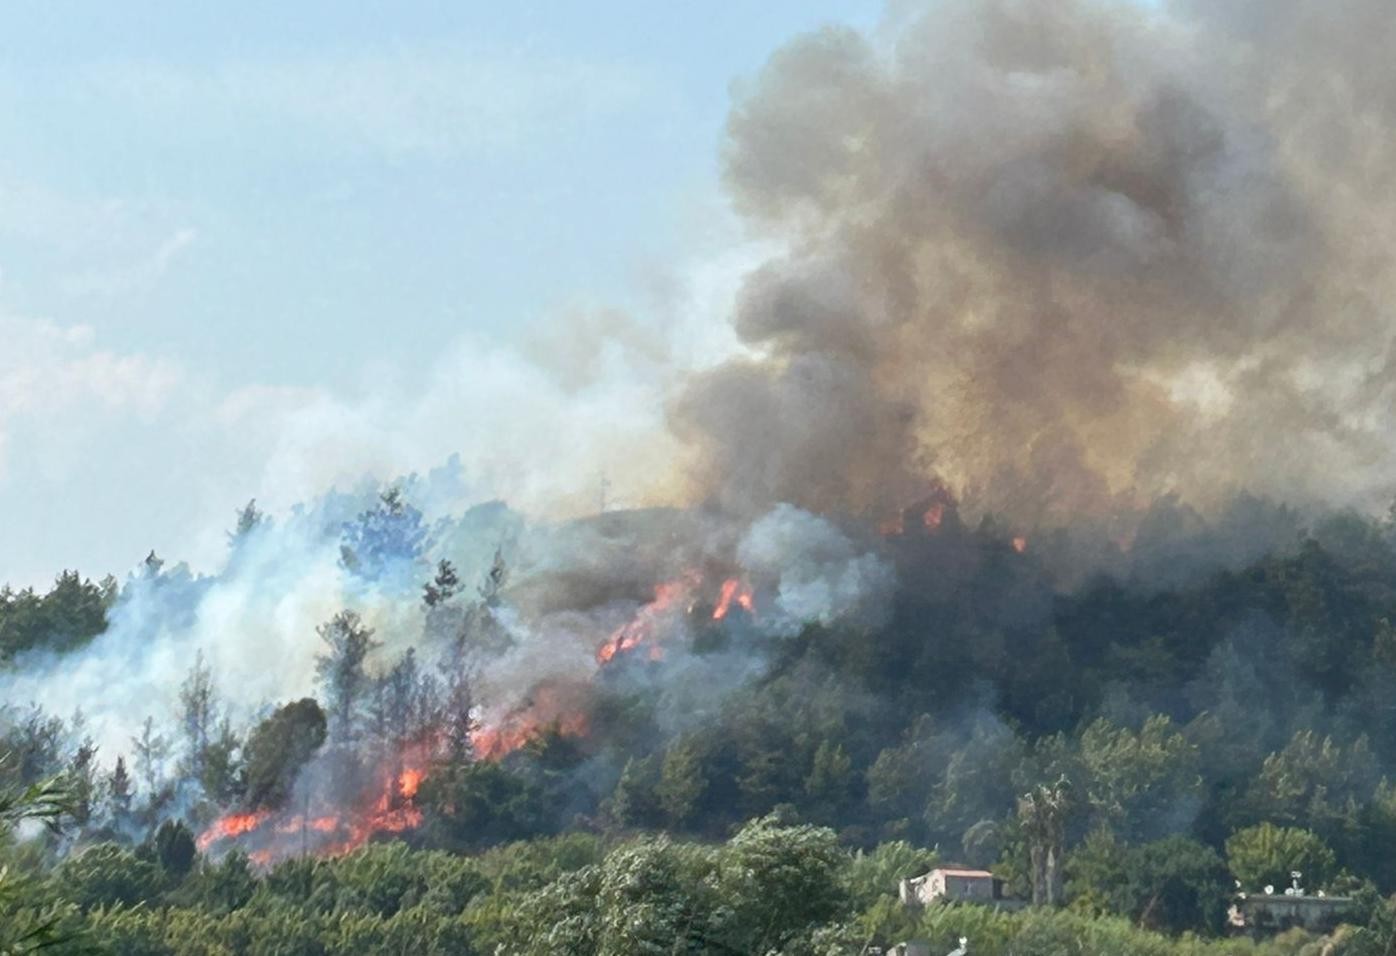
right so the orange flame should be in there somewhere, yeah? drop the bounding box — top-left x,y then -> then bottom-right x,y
596,575 -> 697,664
195,811 -> 270,852
398,767 -> 423,799
471,684 -> 591,760
197,750 -> 433,863
712,578 -> 754,620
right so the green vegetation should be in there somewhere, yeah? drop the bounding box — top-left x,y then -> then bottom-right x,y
0,571 -> 112,663
2,820 -> 1384,955
13,496 -> 1396,950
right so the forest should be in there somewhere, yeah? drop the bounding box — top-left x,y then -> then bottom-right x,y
8,485 -> 1396,954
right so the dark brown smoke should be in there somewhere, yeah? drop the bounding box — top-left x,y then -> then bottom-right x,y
670,0 -> 1396,525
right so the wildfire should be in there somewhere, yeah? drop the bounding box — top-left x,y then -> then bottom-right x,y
197,748 -> 434,864
1012,536 -> 1028,554
596,575 -> 698,664
195,811 -> 270,852
922,501 -> 945,531
472,712 -> 589,760
198,571 -> 758,865
712,578 -> 754,620
471,682 -> 591,760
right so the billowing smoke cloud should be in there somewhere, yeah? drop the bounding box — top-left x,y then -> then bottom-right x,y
670,0 -> 1396,525
738,504 -> 894,636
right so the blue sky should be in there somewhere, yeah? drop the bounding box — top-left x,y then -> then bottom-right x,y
0,1 -> 885,586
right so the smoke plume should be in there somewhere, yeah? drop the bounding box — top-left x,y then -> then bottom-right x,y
671,0 -> 1396,524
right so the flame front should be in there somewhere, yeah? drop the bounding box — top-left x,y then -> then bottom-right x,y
195,811 -> 270,852
596,574 -> 698,664
712,578 -> 754,620
199,571 -> 757,864
398,767 -> 423,799
197,749 -> 433,864
471,681 -> 591,760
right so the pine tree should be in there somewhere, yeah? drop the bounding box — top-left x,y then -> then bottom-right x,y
177,651 -> 217,785
106,755 -> 133,822
200,718 -> 242,804
658,738 -> 710,829
98,574 -> 120,608
479,548 -> 508,606
422,560 -> 460,608
339,487 -> 429,581
315,610 -> 380,745
609,756 -> 662,829
229,499 -> 266,543
68,737 -> 99,827
804,740 -> 854,821
131,716 -> 170,799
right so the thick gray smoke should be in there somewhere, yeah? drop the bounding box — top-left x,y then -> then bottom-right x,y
671,0 -> 1396,526
0,483 -> 890,769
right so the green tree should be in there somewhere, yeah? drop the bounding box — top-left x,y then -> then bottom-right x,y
56,842 -> 165,911
717,816 -> 846,953
240,698 -> 326,811
418,760 -> 547,852
199,718 -> 242,805
1067,831 -> 1230,936
315,610 -> 380,745
1078,715 -> 1201,842
607,755 -> 662,830
844,840 -> 938,911
805,739 -> 856,822
658,737 -> 711,829
1225,822 -> 1337,893
0,767 -> 79,952
0,570 -> 109,660
1244,731 -> 1378,841
177,651 -> 219,788
152,819 -> 198,879
131,714 -> 170,799
593,837 -> 721,954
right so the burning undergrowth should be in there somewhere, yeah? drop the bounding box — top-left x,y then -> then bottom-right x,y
174,504 -> 891,864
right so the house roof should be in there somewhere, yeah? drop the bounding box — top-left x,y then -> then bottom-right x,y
931,867 -> 994,878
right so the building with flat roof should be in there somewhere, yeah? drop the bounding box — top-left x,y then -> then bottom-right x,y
900,866 -> 1022,910
1228,890 -> 1352,936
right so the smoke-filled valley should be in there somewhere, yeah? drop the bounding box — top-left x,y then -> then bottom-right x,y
10,0 -> 1396,952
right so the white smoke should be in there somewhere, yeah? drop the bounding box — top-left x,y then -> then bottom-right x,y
738,504 -> 895,636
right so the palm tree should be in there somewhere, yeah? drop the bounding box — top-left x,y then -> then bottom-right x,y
0,761 -> 77,954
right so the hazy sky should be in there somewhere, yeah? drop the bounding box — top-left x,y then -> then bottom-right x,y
0,1 -> 886,587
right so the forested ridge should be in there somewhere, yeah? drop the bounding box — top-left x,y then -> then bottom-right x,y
10,491 -> 1396,953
